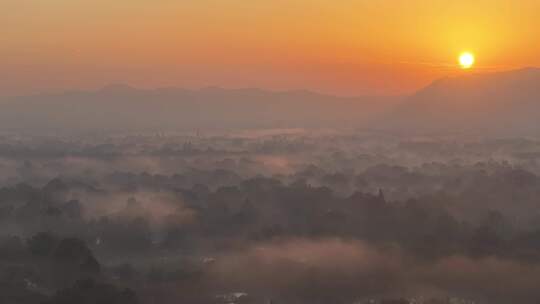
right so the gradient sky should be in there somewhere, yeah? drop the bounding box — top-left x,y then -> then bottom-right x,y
2,0 -> 540,96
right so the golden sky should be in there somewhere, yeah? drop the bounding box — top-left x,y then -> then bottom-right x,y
2,0 -> 539,95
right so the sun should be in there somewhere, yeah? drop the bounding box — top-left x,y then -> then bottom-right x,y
459,52 -> 475,69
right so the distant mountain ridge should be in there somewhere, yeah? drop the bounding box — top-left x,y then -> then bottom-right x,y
0,86 -> 400,132
1,68 -> 539,135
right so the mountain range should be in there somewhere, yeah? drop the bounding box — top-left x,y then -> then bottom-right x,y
0,85 -> 399,133
0,67 -> 538,135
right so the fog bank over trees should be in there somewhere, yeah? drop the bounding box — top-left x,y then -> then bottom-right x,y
1,129 -> 540,303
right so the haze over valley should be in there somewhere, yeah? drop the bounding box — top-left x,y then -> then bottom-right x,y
2,1 -> 540,303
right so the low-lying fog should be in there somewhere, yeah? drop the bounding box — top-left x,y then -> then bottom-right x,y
1,129 -> 540,304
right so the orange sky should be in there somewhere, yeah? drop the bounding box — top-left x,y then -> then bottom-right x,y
2,0 -> 540,96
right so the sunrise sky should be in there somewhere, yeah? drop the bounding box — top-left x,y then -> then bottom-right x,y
2,0 -> 540,96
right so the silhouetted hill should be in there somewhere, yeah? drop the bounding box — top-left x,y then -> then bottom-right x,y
0,86 -> 400,133
391,68 -> 540,135
3,68 -> 538,135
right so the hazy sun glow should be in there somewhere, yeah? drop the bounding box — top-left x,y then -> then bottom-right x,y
459,52 -> 475,69
3,1 -> 540,95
